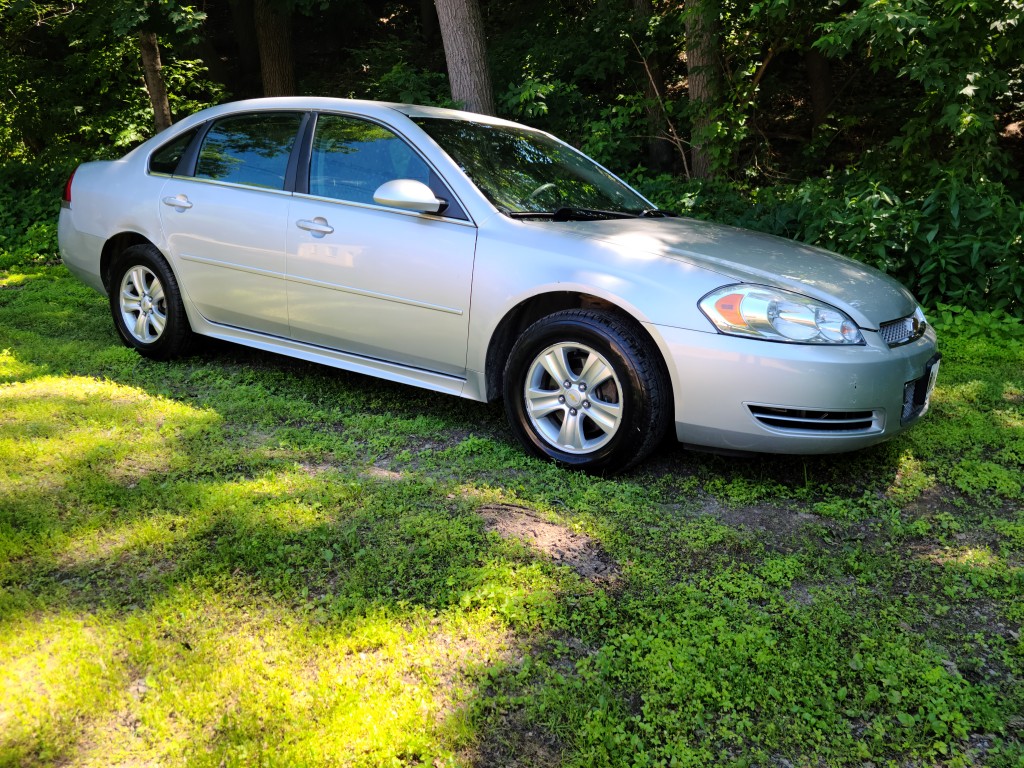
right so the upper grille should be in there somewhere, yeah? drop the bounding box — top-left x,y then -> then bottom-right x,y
879,311 -> 926,347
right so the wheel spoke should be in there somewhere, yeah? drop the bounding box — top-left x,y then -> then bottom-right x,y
538,347 -> 573,387
130,268 -> 145,297
585,398 -> 621,434
579,352 -> 613,391
149,309 -> 166,335
120,296 -> 141,312
149,281 -> 165,305
133,311 -> 148,339
526,388 -> 564,419
556,410 -> 586,451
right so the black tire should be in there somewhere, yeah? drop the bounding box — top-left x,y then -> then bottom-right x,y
503,309 -> 670,472
108,244 -> 193,360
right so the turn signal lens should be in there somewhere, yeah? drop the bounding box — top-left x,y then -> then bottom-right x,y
713,293 -> 746,327
699,284 -> 865,345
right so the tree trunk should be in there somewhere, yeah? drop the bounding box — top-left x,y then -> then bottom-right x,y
684,0 -> 722,179
254,0 -> 295,97
805,48 -> 832,134
229,0 -> 263,98
434,0 -> 495,115
631,0 -> 674,171
138,30 -> 172,133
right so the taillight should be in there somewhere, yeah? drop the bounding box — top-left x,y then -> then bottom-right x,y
62,167 -> 77,207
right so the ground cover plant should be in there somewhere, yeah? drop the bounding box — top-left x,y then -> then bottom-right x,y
1,250 -> 1022,766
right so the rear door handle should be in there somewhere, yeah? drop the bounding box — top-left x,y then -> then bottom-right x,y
296,217 -> 334,236
162,195 -> 193,210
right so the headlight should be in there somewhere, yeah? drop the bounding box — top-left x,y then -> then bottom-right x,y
699,284 -> 865,344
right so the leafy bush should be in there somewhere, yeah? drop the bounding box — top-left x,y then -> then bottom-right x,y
0,162 -> 68,270
635,169 -> 1024,316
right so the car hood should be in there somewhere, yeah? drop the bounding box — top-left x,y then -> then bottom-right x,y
551,216 -> 918,329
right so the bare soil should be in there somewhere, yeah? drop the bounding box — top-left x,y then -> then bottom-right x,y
477,503 -> 621,584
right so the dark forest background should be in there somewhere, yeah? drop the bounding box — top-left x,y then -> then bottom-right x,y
2,0 -> 1022,316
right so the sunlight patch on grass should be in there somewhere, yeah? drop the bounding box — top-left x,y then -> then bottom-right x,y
0,614 -> 122,766
0,272 -> 33,288
0,591 -> 511,767
919,545 -> 1003,569
55,512 -> 192,571
0,375 -> 220,570
885,450 -> 936,505
0,347 -> 41,382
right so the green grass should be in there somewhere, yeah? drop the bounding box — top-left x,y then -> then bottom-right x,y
1,264 -> 1022,767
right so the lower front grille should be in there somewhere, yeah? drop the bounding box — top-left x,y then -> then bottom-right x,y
902,354 -> 941,424
748,405 -> 879,433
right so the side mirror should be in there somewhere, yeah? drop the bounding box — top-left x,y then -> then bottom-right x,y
373,179 -> 448,214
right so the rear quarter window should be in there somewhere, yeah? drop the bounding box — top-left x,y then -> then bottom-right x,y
148,128 -> 199,175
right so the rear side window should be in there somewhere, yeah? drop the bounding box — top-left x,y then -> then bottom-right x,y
196,112 -> 303,190
149,128 -> 198,175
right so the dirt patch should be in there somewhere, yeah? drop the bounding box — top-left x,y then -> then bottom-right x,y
470,706 -> 563,768
701,502 -> 850,552
478,503 -> 620,583
900,484 -> 964,518
361,465 -> 405,481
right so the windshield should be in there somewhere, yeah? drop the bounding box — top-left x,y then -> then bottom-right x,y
413,117 -> 652,217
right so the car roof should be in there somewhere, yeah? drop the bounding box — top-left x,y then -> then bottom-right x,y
172,97 -> 530,132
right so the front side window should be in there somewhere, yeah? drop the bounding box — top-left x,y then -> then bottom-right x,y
309,114 -> 433,206
413,118 -> 650,216
196,112 -> 303,190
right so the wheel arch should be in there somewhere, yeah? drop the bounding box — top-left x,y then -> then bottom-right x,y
100,232 -> 161,293
483,291 -> 674,406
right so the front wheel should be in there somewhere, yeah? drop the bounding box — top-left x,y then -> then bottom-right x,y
503,309 -> 670,472
108,244 -> 193,360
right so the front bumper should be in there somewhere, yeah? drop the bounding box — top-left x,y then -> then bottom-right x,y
652,322 -> 939,454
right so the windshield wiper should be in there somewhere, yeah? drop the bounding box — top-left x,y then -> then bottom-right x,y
638,208 -> 679,218
506,207 -> 635,222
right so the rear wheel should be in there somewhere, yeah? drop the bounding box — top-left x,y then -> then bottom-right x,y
109,244 -> 193,360
503,309 -> 669,471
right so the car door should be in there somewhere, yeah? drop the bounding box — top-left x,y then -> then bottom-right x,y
159,111 -> 305,337
286,112 -> 476,376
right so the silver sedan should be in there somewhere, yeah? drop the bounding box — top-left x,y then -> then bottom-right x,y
58,97 -> 940,470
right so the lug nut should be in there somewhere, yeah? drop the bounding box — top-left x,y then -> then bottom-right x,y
578,383 -> 587,391
583,401 -> 591,409
569,408 -> 577,416
558,395 -> 565,403
563,380 -> 571,389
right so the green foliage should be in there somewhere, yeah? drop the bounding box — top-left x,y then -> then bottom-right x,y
0,163 -> 66,270
333,42 -> 455,107
932,303 -> 1024,341
816,0 -> 1024,177
633,168 -> 1024,315
776,171 -> 1024,313
0,0 -> 220,160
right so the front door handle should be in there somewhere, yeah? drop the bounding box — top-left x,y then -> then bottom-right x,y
296,217 -> 334,236
162,195 -> 193,210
